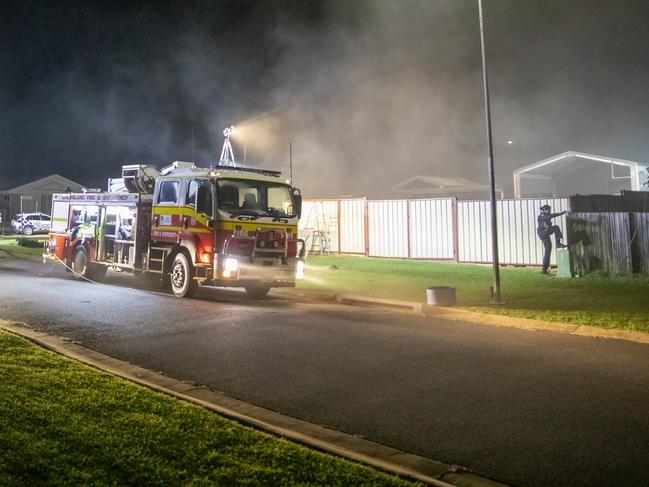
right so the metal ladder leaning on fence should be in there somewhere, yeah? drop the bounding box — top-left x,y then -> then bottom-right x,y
302,201 -> 331,256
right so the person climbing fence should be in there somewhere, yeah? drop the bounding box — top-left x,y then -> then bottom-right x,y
537,204 -> 567,274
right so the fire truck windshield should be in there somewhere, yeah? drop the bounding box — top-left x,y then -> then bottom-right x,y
216,179 -> 296,218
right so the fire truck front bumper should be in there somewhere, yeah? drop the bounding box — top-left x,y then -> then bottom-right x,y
212,254 -> 304,287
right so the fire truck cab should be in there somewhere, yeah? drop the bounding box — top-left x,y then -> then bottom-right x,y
44,161 -> 305,298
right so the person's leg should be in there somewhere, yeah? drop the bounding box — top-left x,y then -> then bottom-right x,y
541,237 -> 552,273
550,225 -> 566,247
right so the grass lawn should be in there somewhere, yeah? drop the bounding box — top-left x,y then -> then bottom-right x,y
299,255 -> 649,332
0,236 -> 44,257
0,330 -> 412,486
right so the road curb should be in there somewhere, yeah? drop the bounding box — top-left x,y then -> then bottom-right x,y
272,290 -> 649,346
0,319 -> 508,487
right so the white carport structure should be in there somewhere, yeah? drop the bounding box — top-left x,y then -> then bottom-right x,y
513,151 -> 649,198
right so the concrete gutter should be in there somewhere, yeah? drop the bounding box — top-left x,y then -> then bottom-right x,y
271,290 -> 649,346
0,320 -> 508,487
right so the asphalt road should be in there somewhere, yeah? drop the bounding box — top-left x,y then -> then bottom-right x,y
1,253 -> 649,487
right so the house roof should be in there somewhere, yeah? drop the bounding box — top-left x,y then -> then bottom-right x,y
393,175 -> 492,193
2,174 -> 84,193
0,175 -> 34,191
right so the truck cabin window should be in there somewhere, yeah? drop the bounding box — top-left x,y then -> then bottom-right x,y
216,179 -> 295,218
187,179 -> 213,217
158,180 -> 179,205
70,207 -> 99,225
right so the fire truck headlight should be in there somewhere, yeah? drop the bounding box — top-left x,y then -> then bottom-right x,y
224,257 -> 238,272
296,260 -> 305,280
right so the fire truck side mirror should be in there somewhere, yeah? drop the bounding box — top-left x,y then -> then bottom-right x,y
293,192 -> 302,219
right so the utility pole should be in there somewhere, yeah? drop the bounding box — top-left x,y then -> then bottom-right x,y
478,0 -> 501,303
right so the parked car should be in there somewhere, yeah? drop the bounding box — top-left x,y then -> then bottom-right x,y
11,213 -> 52,235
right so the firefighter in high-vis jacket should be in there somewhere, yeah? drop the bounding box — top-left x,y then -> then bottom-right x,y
70,209 -> 96,242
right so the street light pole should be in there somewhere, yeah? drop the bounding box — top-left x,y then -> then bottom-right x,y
478,0 -> 501,303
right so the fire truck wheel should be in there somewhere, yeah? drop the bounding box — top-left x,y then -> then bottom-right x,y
244,285 -> 270,299
22,225 -> 34,236
170,252 -> 197,298
71,246 -> 91,280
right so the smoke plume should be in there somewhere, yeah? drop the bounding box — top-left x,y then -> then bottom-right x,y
1,0 -> 648,197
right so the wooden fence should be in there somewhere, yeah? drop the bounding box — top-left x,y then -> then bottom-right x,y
568,192 -> 649,275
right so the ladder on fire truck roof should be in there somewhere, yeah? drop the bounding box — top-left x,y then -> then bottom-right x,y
219,126 -> 237,167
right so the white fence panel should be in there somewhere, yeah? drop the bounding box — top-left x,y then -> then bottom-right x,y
303,196 -> 569,266
459,198 -> 569,265
298,200 -> 316,234
409,198 -> 455,259
299,200 -> 340,253
497,198 -> 568,265
339,199 -> 366,254
368,200 -> 408,258
458,201 -> 492,263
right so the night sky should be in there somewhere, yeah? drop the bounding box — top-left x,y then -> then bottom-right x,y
2,0 -> 648,196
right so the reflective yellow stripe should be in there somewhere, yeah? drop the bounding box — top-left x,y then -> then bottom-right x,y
53,217 -> 67,222
152,206 -> 298,233
152,226 -> 211,234
152,223 -> 296,233
152,206 -> 210,226
152,225 -> 182,231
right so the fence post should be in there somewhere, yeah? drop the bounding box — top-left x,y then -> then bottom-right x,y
337,199 -> 341,254
363,198 -> 369,257
452,197 -> 459,262
406,199 -> 411,259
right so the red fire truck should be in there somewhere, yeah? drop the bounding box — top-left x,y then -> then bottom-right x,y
43,161 -> 305,298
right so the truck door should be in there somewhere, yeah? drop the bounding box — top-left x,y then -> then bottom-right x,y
152,179 -> 181,243
183,178 -> 214,265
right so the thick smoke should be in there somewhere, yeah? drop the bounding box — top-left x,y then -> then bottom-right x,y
233,0 -> 649,197
1,0 -> 648,197
235,1 -> 484,197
